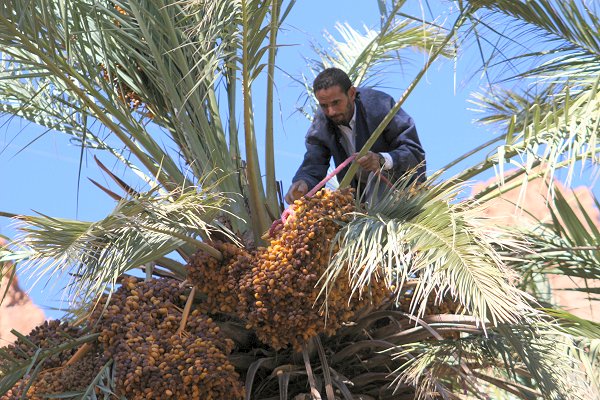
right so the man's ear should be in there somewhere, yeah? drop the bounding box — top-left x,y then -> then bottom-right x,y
347,86 -> 356,101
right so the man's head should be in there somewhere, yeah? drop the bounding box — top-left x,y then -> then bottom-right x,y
313,68 -> 356,126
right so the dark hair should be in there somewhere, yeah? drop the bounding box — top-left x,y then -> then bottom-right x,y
312,68 -> 352,93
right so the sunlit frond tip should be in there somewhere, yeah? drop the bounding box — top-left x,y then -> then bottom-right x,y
322,177 -> 535,328
5,184 -> 235,304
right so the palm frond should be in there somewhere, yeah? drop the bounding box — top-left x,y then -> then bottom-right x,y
0,70 -> 97,146
390,320 -> 594,399
545,312 -> 600,396
87,0 -> 251,208
465,75 -> 600,189
543,308 -> 600,339
76,359 -> 117,400
238,0 -> 276,238
3,184 -> 232,304
0,68 -> 159,181
299,7 -> 455,116
469,0 -> 600,81
0,0 -> 268,232
185,0 -> 291,237
509,189 -> 600,292
112,0 -> 237,180
447,0 -> 600,193
0,0 -> 188,189
0,329 -> 100,396
317,18 -> 454,85
322,177 -> 532,328
265,0 -> 291,218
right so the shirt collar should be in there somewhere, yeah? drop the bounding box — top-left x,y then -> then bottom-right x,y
338,105 -> 357,130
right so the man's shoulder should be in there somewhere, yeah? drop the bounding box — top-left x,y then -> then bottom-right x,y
356,87 -> 395,117
307,110 -> 331,138
357,87 -> 393,101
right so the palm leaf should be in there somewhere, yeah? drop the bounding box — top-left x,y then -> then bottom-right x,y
3,184 -> 231,304
0,70 -> 158,180
299,5 -> 455,117
77,360 -> 117,400
315,18 -> 455,85
0,0 -> 187,189
464,75 -> 600,192
0,330 -> 100,396
390,320 -> 594,399
545,312 -> 600,397
111,0 -> 238,184
1,0 -> 288,234
322,177 -> 532,327
239,0 -> 274,238
470,0 -> 600,81
453,0 -> 600,193
543,308 -> 600,339
509,189 -> 600,288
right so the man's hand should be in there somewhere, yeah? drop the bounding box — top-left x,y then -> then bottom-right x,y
356,151 -> 381,172
285,180 -> 308,204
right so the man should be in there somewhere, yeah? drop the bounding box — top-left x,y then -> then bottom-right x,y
285,68 -> 426,204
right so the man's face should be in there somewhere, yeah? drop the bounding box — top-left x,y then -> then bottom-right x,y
315,85 -> 356,126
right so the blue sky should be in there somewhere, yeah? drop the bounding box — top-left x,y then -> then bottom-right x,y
1,1 -> 597,318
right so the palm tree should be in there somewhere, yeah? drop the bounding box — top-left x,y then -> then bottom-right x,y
0,0 -> 598,399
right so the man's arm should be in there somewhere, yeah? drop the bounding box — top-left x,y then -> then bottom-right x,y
287,137 -> 331,202
285,133 -> 331,204
285,180 -> 308,204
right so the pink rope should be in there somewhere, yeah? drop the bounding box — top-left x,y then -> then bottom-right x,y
268,154 -> 393,236
305,153 -> 393,197
305,154 -> 357,197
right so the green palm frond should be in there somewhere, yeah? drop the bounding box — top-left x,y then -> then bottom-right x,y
0,0 -> 189,190
0,70 -> 97,146
0,254 -> 17,307
3,184 -> 231,304
538,311 -> 600,393
464,76 -> 600,190
112,0 -> 237,177
85,0 -> 243,199
0,329 -> 100,395
574,337 -> 600,394
0,0 -> 290,235
508,189 -> 600,297
546,310 -> 600,395
390,320 -> 593,399
299,6 -> 455,116
449,0 -> 600,192
0,70 -> 159,180
75,359 -> 116,400
322,177 -> 532,327
265,0 -> 294,217
314,18 -> 455,85
544,309 -> 600,339
186,0 -> 295,236
239,0 -> 279,237
470,0 -> 600,81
